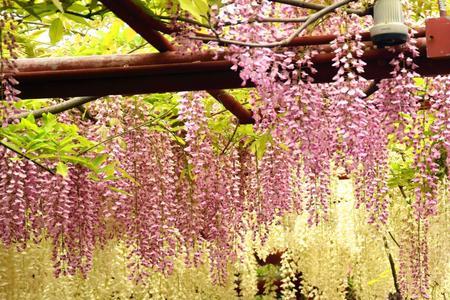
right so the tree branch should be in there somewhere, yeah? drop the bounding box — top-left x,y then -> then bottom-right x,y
191,0 -> 358,48
270,0 -> 372,17
100,0 -> 253,124
76,104 -> 97,122
388,231 -> 400,248
157,15 -> 211,29
0,140 -> 55,175
221,122 -> 239,155
78,105 -> 177,155
158,14 -> 309,29
383,236 -> 401,297
257,16 -> 309,23
64,10 -> 95,20
363,79 -> 380,98
8,96 -> 100,122
398,185 -> 408,200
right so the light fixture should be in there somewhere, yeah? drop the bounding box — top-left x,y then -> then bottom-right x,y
370,0 -> 409,47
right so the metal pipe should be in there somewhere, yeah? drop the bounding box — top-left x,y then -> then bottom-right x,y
15,61 -> 234,80
195,28 -> 426,48
288,29 -> 425,46
13,41 -> 450,97
10,52 -> 221,73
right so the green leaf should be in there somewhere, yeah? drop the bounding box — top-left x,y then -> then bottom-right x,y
67,3 -> 88,13
42,113 -> 58,130
367,269 -> 390,286
178,0 -> 209,21
279,142 -> 290,151
107,186 -> 131,196
60,155 -> 92,166
59,136 -> 77,148
251,132 -> 272,160
116,167 -> 140,186
102,20 -> 121,48
102,163 -> 116,177
63,13 -> 90,26
123,27 -> 137,43
20,116 -> 39,131
89,0 -> 99,10
14,99 -> 50,110
49,18 -> 65,44
13,0 -> 42,20
56,162 -> 69,177
92,153 -> 108,168
413,77 -> 425,88
51,0 -> 64,12
1,131 -> 27,148
26,139 -> 51,153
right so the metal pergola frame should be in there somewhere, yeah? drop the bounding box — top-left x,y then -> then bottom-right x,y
6,0 -> 450,125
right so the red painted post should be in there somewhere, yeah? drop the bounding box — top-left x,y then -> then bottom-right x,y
426,18 -> 450,59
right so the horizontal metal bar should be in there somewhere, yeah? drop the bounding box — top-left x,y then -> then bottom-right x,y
12,41 -> 450,101
11,52 -> 221,72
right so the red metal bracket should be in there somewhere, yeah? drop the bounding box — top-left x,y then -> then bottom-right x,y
426,17 -> 450,59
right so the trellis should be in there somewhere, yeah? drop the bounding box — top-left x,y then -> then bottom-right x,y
5,0 -> 450,125
1,2 -> 450,298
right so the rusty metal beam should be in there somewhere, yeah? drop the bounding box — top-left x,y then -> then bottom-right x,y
12,40 -> 450,105
207,89 -> 254,124
11,51 -> 221,73
14,60 -> 244,96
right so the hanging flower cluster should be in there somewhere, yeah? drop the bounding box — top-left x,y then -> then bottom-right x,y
1,0 -> 20,122
0,148 -> 106,276
170,0 -> 450,297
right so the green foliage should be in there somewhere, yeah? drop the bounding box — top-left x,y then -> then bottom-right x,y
345,275 -> 360,300
49,17 -> 64,44
387,109 -> 449,202
55,161 -> 68,176
9,0 -> 103,20
13,99 -> 51,110
202,88 -> 274,158
409,0 -> 450,20
178,0 -> 209,21
50,0 -> 64,13
256,264 -> 282,298
256,264 -> 281,279
4,0 -> 233,57
388,145 -> 415,190
0,113 -> 109,174
5,0 -> 112,56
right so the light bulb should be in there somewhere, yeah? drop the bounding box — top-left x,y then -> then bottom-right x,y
370,0 -> 409,47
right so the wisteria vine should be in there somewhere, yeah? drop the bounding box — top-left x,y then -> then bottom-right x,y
1,0 -> 449,298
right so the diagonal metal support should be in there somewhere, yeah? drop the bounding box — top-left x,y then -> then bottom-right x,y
99,0 -> 175,52
99,0 -> 254,124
